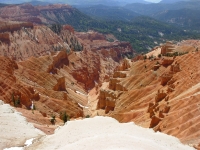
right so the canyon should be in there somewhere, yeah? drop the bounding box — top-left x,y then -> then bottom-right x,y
0,3 -> 199,150
0,20 -> 134,147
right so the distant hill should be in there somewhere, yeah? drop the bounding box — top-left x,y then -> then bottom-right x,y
125,1 -> 200,16
0,3 -> 200,52
77,5 -> 140,21
35,4 -> 200,52
44,0 -> 151,6
0,0 -> 26,4
0,3 -> 9,7
153,8 -> 200,30
116,0 -> 150,4
124,0 -> 200,30
0,0 -> 151,6
28,1 -> 52,6
160,0 -> 189,3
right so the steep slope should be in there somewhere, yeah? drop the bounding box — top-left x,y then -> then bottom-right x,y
94,40 -> 200,148
125,1 -> 200,16
153,9 -> 200,30
37,4 -> 92,27
124,0 -> 200,31
0,22 -> 81,61
77,5 -> 140,21
0,3 -> 93,31
0,54 -> 84,129
0,4 -> 42,24
0,22 -> 133,134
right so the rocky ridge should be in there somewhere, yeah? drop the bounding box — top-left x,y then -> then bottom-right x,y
91,41 -> 200,148
0,3 -> 82,25
0,5 -> 199,148
0,22 -> 133,135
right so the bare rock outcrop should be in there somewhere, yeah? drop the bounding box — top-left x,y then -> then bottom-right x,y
0,21 -> 33,33
115,58 -> 131,71
105,97 -> 116,114
97,89 -> 122,113
0,100 -> 44,150
75,31 -> 106,41
160,73 -> 173,86
153,64 -> 160,71
0,56 -> 34,108
150,115 -> 162,128
155,90 -> 167,103
108,42 -> 200,147
170,61 -> 181,73
109,78 -> 121,91
113,71 -> 127,78
0,4 -> 41,24
161,58 -> 174,67
0,33 -> 10,44
0,25 -> 80,61
161,41 -> 175,55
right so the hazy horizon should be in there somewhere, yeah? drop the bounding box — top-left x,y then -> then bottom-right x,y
0,0 -> 162,4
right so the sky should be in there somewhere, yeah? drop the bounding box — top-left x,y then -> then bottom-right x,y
145,0 -> 161,2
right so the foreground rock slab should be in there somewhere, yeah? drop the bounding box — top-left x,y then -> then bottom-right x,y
0,100 -> 44,150
28,116 -> 194,150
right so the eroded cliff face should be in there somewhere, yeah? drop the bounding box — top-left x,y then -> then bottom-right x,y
0,24 -> 81,61
72,31 -> 134,90
0,21 -> 33,33
0,21 -> 134,135
1,3 -> 199,149
0,4 -> 41,24
93,41 -> 200,148
76,31 -> 133,61
0,53 -> 84,118
0,3 -> 81,25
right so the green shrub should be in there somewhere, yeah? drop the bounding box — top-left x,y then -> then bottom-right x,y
60,111 -> 70,123
85,115 -> 90,118
50,115 -> 56,125
158,54 -> 162,58
11,93 -> 21,107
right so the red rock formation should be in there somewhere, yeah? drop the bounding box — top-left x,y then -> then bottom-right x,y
155,90 -> 167,103
0,4 -> 41,24
160,73 -> 173,86
115,58 -> 131,71
0,33 -> 10,44
0,22 -> 33,33
97,89 -> 122,112
63,25 -> 74,34
0,56 -> 32,108
105,97 -> 116,114
153,64 -> 160,71
161,57 -> 174,67
161,41 -> 175,55
0,51 -> 87,135
76,31 -> 134,63
150,115 -> 162,128
75,31 -> 106,41
0,25 -> 80,61
113,71 -> 127,78
170,61 -> 181,73
95,41 -> 200,147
